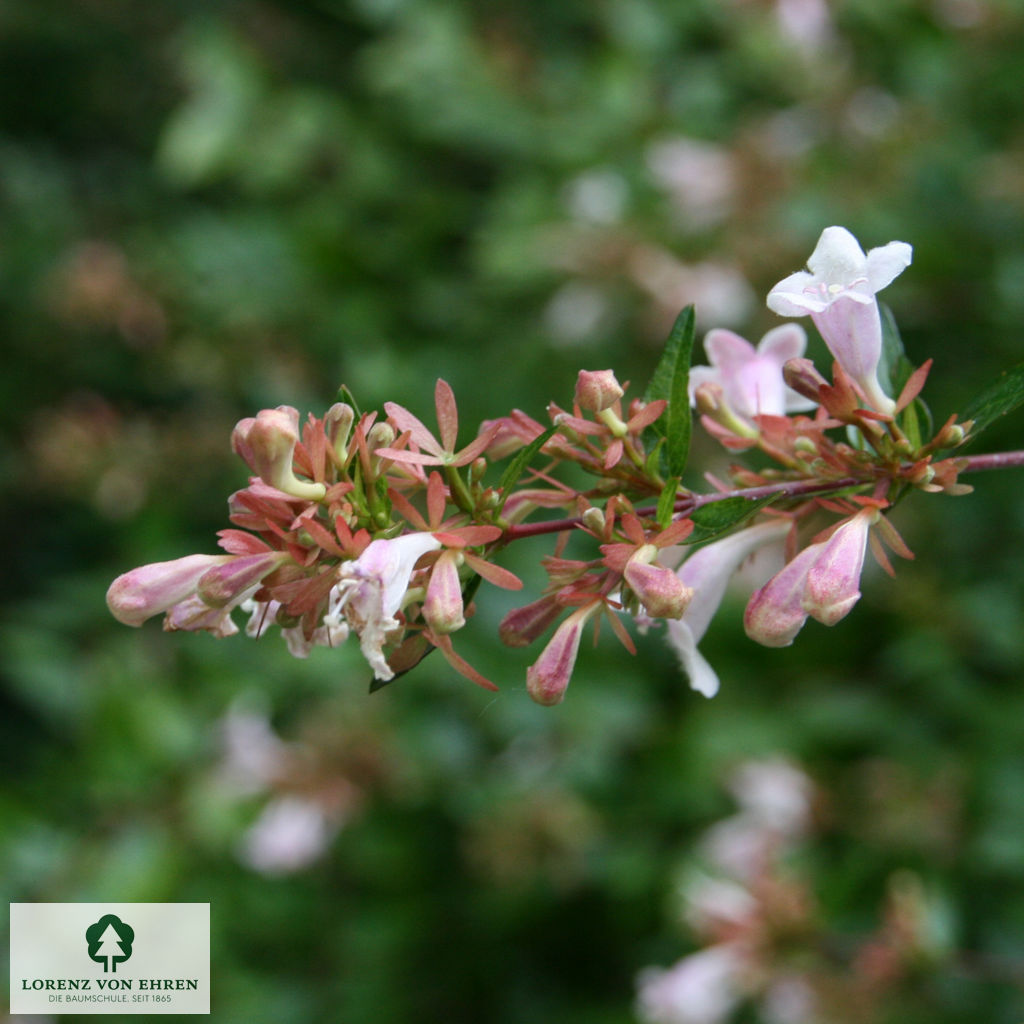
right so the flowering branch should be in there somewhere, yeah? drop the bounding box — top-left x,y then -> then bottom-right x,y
106,226 -> 1024,705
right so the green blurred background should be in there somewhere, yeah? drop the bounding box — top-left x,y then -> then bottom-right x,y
4,1 -> 1024,1021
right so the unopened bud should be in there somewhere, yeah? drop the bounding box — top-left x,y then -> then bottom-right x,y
470,457 -> 487,483
107,553 -> 231,626
526,604 -> 599,705
233,407 -> 326,501
423,549 -> 465,634
324,402 -> 355,456
575,369 -> 624,413
937,422 -> 966,448
802,509 -> 876,627
581,507 -> 605,534
366,422 -> 396,452
694,381 -> 723,416
197,551 -> 289,608
783,358 -> 828,403
623,554 -> 693,620
793,437 -> 817,455
499,594 -> 563,647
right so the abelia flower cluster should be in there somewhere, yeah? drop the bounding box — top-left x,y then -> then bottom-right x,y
108,227 -> 979,704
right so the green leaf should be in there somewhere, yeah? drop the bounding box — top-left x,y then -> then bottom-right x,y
656,477 -> 680,529
685,495 -> 777,545
960,361 -> 1024,441
878,304 -> 932,447
878,303 -> 915,397
337,384 -> 362,417
495,425 -> 558,512
644,305 -> 695,478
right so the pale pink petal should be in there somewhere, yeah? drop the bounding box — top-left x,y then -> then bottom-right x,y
810,297 -> 894,414
667,520 -> 790,695
704,329 -> 757,374
383,402 -> 444,456
677,520 -> 791,642
666,619 -> 721,697
434,378 -> 459,453
756,323 -> 807,367
766,270 -> 825,316
687,366 -> 720,405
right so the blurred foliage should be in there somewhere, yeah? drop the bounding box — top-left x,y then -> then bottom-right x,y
4,0 -> 1024,1021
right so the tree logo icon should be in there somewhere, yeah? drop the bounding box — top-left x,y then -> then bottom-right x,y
85,914 -> 135,973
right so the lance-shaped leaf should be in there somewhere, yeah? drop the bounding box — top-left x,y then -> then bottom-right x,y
656,476 -> 680,529
959,361 -> 1024,443
644,305 -> 695,477
878,303 -> 915,398
685,495 -> 777,545
879,303 -> 932,445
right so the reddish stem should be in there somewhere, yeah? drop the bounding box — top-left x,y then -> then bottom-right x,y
960,450 -> 1024,472
499,450 -> 1024,542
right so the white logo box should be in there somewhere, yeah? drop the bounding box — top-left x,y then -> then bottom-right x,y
10,903 -> 210,1015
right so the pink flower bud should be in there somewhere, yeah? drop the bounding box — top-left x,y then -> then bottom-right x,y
575,369 -> 624,413
624,546 -> 693,620
526,604 -> 599,706
802,508 -> 875,626
743,543 -> 823,648
423,549 -> 465,634
744,508 -> 876,646
782,357 -> 828,404
106,554 -> 230,626
233,407 -> 326,501
196,550 -> 289,608
499,594 -> 563,647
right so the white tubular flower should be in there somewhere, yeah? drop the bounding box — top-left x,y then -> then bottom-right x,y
335,532 -> 442,681
767,226 -> 912,415
667,520 -> 791,698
